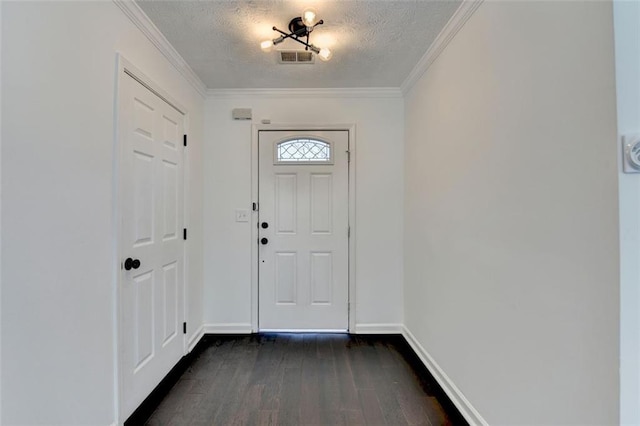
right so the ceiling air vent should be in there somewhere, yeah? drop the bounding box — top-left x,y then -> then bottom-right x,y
278,50 -> 315,64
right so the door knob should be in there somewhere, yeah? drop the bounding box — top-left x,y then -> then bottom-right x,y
124,258 -> 141,270
261,238 -> 268,245
261,222 -> 269,229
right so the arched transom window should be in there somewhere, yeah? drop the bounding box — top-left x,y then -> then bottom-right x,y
275,138 -> 332,164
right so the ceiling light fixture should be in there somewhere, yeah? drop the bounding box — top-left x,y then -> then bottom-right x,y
260,8 -> 332,61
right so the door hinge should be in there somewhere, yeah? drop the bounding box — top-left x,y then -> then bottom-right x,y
183,322 -> 187,334
252,202 -> 259,212
348,226 -> 351,238
183,134 -> 187,147
183,228 -> 187,240
346,150 -> 351,163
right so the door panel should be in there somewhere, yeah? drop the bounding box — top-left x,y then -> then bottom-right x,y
310,174 -> 332,233
162,114 -> 179,150
133,270 -> 154,369
162,262 -> 178,345
119,72 -> 185,419
132,152 -> 154,246
162,160 -> 178,239
275,174 -> 297,233
258,130 -> 349,330
275,252 -> 297,304
310,252 -> 332,304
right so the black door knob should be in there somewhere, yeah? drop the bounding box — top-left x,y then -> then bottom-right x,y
261,222 -> 269,229
261,238 -> 268,245
124,258 -> 141,270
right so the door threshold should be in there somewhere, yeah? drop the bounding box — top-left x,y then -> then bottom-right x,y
259,329 -> 348,333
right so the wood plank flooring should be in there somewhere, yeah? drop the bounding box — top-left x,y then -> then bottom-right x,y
144,334 -> 466,426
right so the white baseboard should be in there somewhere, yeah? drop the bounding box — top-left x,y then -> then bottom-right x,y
187,324 -> 205,352
203,323 -> 402,334
353,323 -> 403,334
402,326 -> 488,426
203,323 -> 253,334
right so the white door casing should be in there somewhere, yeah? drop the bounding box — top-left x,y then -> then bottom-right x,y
118,67 -> 185,419
258,130 -> 349,331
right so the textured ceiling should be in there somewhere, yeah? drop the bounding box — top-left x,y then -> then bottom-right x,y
136,0 -> 462,89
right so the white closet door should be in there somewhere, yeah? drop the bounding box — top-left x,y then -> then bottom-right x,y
119,72 -> 185,419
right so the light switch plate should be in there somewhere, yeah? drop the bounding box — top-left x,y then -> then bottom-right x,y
235,209 -> 250,222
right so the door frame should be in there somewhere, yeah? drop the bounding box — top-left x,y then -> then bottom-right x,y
113,54 -> 190,424
251,124 -> 357,333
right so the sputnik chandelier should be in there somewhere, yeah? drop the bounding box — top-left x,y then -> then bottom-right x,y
260,8 -> 333,61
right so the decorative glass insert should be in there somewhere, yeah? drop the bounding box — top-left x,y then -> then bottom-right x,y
276,139 -> 332,163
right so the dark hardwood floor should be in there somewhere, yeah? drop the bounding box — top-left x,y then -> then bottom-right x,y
142,334 -> 466,426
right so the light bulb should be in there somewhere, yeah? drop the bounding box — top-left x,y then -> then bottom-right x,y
302,8 -> 318,27
260,40 -> 274,52
318,47 -> 332,61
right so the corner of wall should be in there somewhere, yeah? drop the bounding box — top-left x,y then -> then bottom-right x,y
188,324 -> 206,352
0,0 -> 3,421
400,0 -> 484,96
112,0 -> 207,98
401,326 -> 488,426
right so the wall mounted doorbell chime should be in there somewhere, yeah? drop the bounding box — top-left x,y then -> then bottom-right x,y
232,108 -> 252,120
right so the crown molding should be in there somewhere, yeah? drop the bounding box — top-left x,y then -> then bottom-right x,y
207,87 -> 403,99
400,0 -> 484,96
113,0 -> 480,99
113,0 -> 207,98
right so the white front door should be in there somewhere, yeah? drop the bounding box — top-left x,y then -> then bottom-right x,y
118,72 -> 185,419
258,130 -> 349,331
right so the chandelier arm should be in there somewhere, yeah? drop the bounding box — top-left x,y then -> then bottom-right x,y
307,43 -> 321,54
291,37 -> 314,50
272,26 -> 316,50
273,26 -> 308,39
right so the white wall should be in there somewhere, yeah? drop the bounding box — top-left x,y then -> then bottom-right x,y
0,2 -> 3,421
204,94 -> 404,331
615,0 -> 640,423
403,2 -> 619,424
1,2 -> 204,424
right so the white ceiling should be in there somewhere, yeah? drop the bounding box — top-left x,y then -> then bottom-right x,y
136,0 -> 462,89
